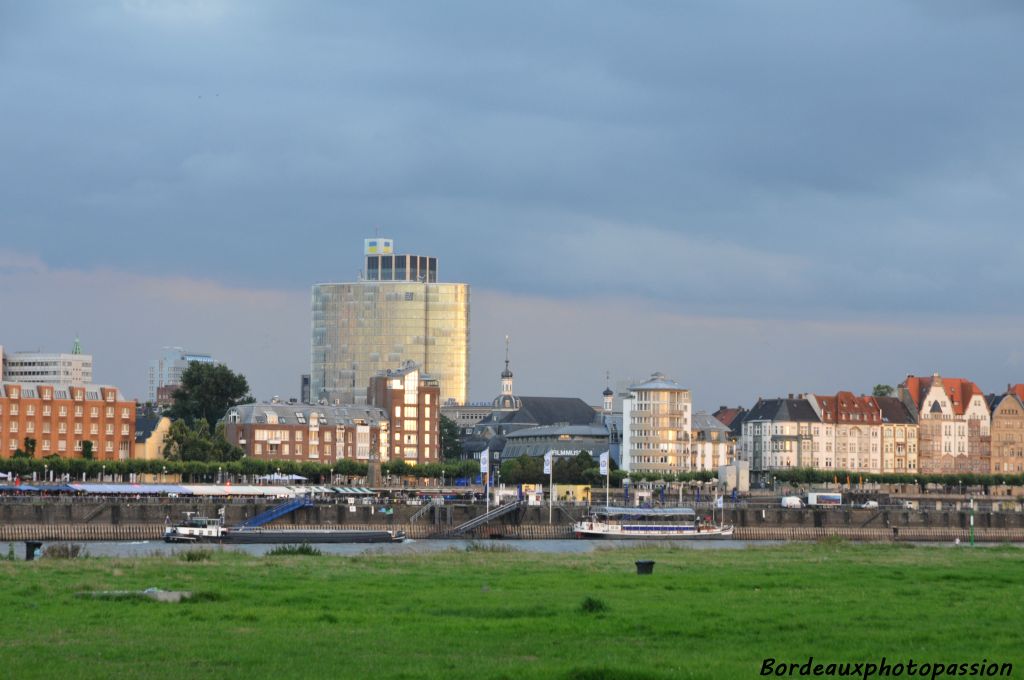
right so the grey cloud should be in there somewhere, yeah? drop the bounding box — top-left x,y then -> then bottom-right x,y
1,1 -> 1022,322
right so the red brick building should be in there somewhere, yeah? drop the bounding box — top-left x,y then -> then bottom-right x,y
367,363 -> 440,466
0,382 -> 136,460
223,403 -> 389,463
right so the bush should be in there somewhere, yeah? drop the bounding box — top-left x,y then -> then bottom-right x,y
179,549 -> 213,562
267,544 -> 322,556
579,596 -> 609,614
464,541 -> 517,553
42,543 -> 87,559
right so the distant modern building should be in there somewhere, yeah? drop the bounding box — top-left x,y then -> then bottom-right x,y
0,339 -> 93,385
620,373 -> 692,475
224,402 -> 389,464
147,347 -> 216,404
311,237 -> 469,406
0,382 -> 136,460
367,362 -> 441,466
300,374 -> 311,404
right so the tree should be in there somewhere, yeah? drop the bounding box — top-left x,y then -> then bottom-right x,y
872,384 -> 895,397
81,440 -> 94,460
162,419 -> 243,462
168,362 -> 254,430
439,415 -> 463,460
13,437 -> 37,459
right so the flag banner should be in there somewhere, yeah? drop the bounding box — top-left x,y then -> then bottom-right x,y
599,452 -> 609,476
716,495 -> 724,509
479,448 -> 489,474
543,451 -> 553,475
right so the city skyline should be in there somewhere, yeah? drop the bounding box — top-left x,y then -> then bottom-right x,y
2,2 -> 1023,408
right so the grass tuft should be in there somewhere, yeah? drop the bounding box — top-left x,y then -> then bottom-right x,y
42,543 -> 87,559
267,543 -> 322,556
465,541 -> 517,553
179,549 -> 213,562
578,596 -> 609,614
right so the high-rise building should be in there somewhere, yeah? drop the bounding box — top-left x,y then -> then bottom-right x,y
621,373 -> 692,475
147,347 -> 216,404
0,338 -> 93,385
311,237 -> 469,406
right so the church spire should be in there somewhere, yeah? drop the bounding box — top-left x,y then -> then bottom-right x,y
72,335 -> 82,355
501,335 -> 514,394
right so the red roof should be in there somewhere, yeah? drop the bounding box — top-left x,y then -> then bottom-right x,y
814,391 -> 881,424
712,407 -> 744,427
1010,385 -> 1024,402
901,374 -> 983,416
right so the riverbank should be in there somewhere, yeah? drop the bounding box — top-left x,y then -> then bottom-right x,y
2,543 -> 1021,679
3,523 -> 1024,542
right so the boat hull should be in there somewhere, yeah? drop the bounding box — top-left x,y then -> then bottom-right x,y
164,529 -> 405,544
573,523 -> 734,540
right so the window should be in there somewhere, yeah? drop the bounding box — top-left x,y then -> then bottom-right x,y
106,407 -> 113,418
74,406 -> 83,417
59,406 -> 67,417
90,407 -> 99,418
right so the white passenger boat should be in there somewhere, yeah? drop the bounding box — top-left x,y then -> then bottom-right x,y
573,506 -> 734,540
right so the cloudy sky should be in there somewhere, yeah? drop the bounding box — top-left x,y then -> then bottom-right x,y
2,1 -> 1023,408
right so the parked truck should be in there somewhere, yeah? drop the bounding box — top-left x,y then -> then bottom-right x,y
807,492 -> 842,507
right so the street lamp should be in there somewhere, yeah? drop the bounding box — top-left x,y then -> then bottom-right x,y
101,464 -> 106,483
44,464 -> 48,484
219,466 -> 223,484
162,466 -> 167,484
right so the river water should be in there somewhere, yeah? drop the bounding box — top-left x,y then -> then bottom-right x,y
69,538 -> 777,558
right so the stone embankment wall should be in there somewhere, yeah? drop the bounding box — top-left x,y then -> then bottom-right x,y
2,498 -> 1024,542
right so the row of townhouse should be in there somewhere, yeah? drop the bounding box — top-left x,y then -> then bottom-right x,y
735,374 -> 1024,477
739,394 -> 918,475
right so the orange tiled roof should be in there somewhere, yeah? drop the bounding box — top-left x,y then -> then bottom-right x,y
901,375 -> 983,416
814,391 -> 881,424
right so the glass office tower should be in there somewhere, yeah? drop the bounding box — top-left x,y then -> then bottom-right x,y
311,239 -> 469,406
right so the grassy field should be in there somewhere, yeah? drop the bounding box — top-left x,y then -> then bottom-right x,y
0,542 -> 1021,679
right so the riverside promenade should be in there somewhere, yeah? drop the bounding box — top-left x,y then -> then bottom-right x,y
2,495 -> 1023,542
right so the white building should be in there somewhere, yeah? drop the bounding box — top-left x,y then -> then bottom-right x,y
621,373 -> 692,475
690,411 -> 734,471
739,397 -> 825,474
0,339 -> 93,385
147,347 -> 216,403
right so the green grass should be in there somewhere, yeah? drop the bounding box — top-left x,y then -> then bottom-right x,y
1,543 -> 1021,679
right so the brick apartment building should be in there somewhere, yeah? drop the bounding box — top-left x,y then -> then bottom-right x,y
367,363 -> 440,466
223,403 -> 389,463
0,382 -> 136,460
